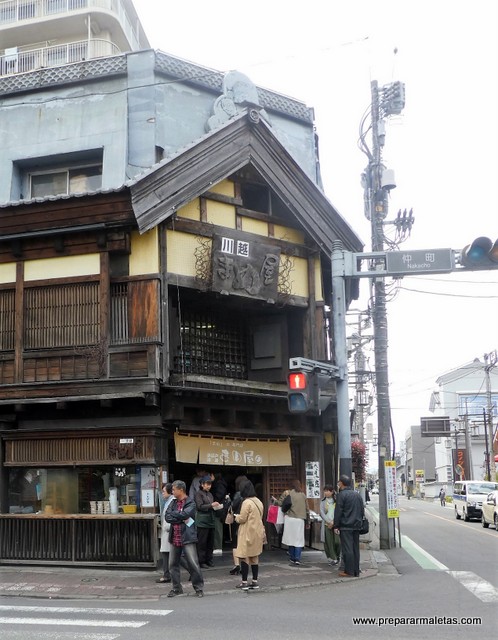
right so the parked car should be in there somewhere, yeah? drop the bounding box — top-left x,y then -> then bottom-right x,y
371,487 -> 379,495
453,481 -> 498,521
481,490 -> 498,530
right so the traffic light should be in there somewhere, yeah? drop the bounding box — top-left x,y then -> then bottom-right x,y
460,237 -> 498,270
287,370 -> 335,414
287,371 -> 312,413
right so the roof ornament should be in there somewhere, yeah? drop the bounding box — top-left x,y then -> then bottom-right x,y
206,70 -> 270,131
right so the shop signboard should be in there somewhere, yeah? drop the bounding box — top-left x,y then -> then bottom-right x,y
305,461 -> 320,498
212,234 -> 281,302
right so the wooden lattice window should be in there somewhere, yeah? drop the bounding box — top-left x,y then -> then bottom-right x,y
110,280 -> 160,345
174,308 -> 248,379
24,282 -> 100,349
0,289 -> 15,351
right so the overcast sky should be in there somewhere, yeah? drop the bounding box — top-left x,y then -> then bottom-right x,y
133,0 -> 498,464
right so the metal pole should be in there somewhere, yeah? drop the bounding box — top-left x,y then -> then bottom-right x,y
369,80 -> 394,549
331,241 -> 352,479
463,412 -> 473,481
483,408 -> 491,480
484,353 -> 497,480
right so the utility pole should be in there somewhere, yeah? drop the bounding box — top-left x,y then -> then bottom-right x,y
482,408 -> 491,480
462,412 -> 473,480
484,350 -> 497,480
347,312 -> 373,443
363,79 -> 406,549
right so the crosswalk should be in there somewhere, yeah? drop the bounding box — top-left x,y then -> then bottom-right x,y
400,535 -> 498,603
0,605 -> 173,639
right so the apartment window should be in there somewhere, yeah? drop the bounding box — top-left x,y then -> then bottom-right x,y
30,165 -> 102,198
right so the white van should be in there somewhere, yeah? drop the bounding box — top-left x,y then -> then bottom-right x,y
453,481 -> 498,521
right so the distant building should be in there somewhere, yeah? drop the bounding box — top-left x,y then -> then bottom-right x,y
429,359 -> 498,482
403,426 -> 437,495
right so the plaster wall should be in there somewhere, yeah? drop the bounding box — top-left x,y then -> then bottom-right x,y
1,78 -> 128,202
129,228 -> 159,275
24,254 -> 100,281
0,50 -> 319,204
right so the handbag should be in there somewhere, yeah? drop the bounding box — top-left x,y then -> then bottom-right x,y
225,509 -> 234,525
266,504 -> 279,524
281,494 -> 292,513
359,516 -> 369,535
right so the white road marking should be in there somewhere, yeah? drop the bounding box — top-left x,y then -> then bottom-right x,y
422,511 -> 498,537
447,571 -> 498,603
0,617 -> 146,628
400,535 -> 449,570
0,633 -> 119,640
0,606 -> 173,616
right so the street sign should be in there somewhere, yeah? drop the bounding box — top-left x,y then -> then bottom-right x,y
386,248 -> 454,275
420,416 -> 451,437
384,460 -> 400,518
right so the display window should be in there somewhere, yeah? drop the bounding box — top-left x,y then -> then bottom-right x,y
7,465 -> 157,515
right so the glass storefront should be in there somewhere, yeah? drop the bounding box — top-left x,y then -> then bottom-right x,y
7,465 -> 157,515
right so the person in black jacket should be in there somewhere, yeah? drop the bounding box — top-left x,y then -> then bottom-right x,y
333,474 -> 364,577
211,472 -> 228,556
165,480 -> 204,597
194,476 -> 221,567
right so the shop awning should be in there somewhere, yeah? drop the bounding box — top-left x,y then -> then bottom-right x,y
174,433 -> 291,466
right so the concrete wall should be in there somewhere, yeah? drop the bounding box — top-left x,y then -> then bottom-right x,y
0,50 -> 319,205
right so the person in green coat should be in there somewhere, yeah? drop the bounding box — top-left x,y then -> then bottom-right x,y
320,485 -> 341,565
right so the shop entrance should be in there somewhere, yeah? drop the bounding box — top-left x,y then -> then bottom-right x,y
169,461 -> 264,503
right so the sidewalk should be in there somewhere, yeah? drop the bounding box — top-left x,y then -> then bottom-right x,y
0,509 -> 391,599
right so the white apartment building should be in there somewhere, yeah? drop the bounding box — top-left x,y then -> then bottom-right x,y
430,359 -> 498,482
0,0 -> 149,77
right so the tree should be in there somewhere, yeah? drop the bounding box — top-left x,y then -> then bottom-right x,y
351,440 -> 367,482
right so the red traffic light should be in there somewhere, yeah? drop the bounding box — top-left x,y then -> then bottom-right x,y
288,371 -> 308,390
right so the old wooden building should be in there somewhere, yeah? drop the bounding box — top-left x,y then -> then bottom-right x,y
0,108 -> 362,565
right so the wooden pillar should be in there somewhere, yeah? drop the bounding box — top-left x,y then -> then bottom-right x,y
100,252 -> 110,377
13,262 -> 24,384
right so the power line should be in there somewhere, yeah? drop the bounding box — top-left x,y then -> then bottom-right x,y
412,276 -> 498,285
398,286 -> 498,299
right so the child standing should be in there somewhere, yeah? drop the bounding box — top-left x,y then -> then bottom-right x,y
320,485 -> 341,565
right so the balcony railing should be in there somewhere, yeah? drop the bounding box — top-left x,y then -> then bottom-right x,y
0,38 -> 120,76
0,0 -> 141,50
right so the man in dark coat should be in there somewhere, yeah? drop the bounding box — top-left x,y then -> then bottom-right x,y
165,480 -> 204,597
333,474 -> 364,577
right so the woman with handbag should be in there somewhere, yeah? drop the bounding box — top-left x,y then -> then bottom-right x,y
233,480 -> 265,591
280,479 -> 309,566
227,475 -> 248,575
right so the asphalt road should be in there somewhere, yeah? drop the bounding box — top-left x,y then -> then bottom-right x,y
1,495 -> 496,640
